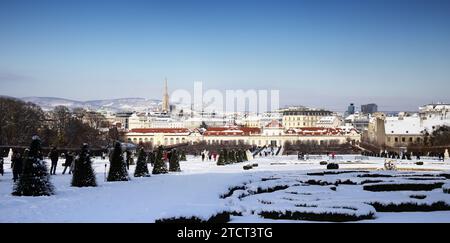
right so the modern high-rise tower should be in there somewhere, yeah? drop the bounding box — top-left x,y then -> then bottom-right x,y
162,78 -> 169,113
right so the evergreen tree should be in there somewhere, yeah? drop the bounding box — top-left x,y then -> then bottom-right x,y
236,150 -> 243,162
134,147 -> 150,177
180,150 -> 187,161
217,149 -> 226,166
230,150 -> 237,163
169,149 -> 181,172
107,141 -> 130,181
223,149 -> 229,164
12,136 -> 55,196
152,146 -> 168,174
72,143 -> 97,187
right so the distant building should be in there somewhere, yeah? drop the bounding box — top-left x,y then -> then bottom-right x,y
282,107 -> 332,129
125,125 -> 360,147
365,105 -> 450,149
316,116 -> 343,128
162,78 -> 170,113
361,103 -> 378,114
347,103 -> 355,115
384,114 -> 424,147
345,113 -> 370,132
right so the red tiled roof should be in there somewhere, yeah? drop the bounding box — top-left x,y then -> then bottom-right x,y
204,126 -> 261,136
286,127 -> 350,136
130,128 -> 190,134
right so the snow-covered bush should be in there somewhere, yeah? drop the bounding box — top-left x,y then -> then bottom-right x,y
169,149 -> 181,172
443,183 -> 450,194
257,203 -> 376,222
243,164 -> 253,170
155,211 -> 233,223
363,182 -> 444,192
369,201 -> 450,212
152,146 -> 168,174
107,141 -> 130,181
134,147 -> 150,177
72,143 -> 97,187
12,136 -> 54,196
327,163 -> 339,170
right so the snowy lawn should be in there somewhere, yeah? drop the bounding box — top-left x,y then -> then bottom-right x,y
1,155 -> 450,223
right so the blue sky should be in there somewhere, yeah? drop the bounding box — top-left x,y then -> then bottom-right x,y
1,0 -> 450,111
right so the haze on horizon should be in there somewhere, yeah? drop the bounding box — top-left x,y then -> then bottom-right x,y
1,0 -> 450,112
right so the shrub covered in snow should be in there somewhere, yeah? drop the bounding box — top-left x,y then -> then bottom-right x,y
12,136 -> 55,196
155,211 -> 232,223
327,163 -> 339,170
369,201 -> 450,212
107,141 -> 130,181
243,164 -> 253,170
134,147 -> 150,177
71,143 -> 97,187
363,182 -> 444,192
169,149 -> 181,172
152,146 -> 168,174
257,203 -> 376,222
217,150 -> 226,166
443,183 -> 450,194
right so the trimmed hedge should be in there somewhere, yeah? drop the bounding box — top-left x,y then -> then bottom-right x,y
368,201 -> 450,212
363,182 -> 444,192
259,210 -> 375,222
327,163 -> 339,170
243,165 -> 253,170
155,211 -> 232,223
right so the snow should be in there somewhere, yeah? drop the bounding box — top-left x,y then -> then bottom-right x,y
1,155 -> 450,223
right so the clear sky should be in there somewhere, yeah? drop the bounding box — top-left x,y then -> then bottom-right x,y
1,0 -> 449,111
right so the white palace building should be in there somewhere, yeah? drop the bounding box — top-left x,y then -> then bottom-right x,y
124,120 -> 361,147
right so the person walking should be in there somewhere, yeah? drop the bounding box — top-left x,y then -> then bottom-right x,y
125,150 -> 131,170
201,152 -> 205,162
11,149 -> 23,182
62,151 -> 74,175
49,147 -> 59,175
0,156 -> 4,176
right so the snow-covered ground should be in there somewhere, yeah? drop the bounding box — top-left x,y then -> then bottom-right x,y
1,154 -> 450,223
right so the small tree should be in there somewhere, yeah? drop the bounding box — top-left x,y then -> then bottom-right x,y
169,149 -> 181,172
223,149 -> 229,164
12,136 -> 55,196
217,149 -> 226,166
134,147 -> 150,177
230,150 -> 237,163
152,146 -> 168,174
107,141 -> 130,181
236,150 -> 243,162
72,143 -> 97,187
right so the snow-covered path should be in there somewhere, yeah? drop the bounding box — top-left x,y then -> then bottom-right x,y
1,155 -> 450,223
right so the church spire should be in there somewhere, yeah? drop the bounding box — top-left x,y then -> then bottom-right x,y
162,78 -> 169,113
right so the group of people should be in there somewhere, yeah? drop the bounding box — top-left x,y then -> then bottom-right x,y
361,150 -> 448,161
200,150 -> 218,162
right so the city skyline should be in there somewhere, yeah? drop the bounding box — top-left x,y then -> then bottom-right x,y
1,0 -> 450,111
